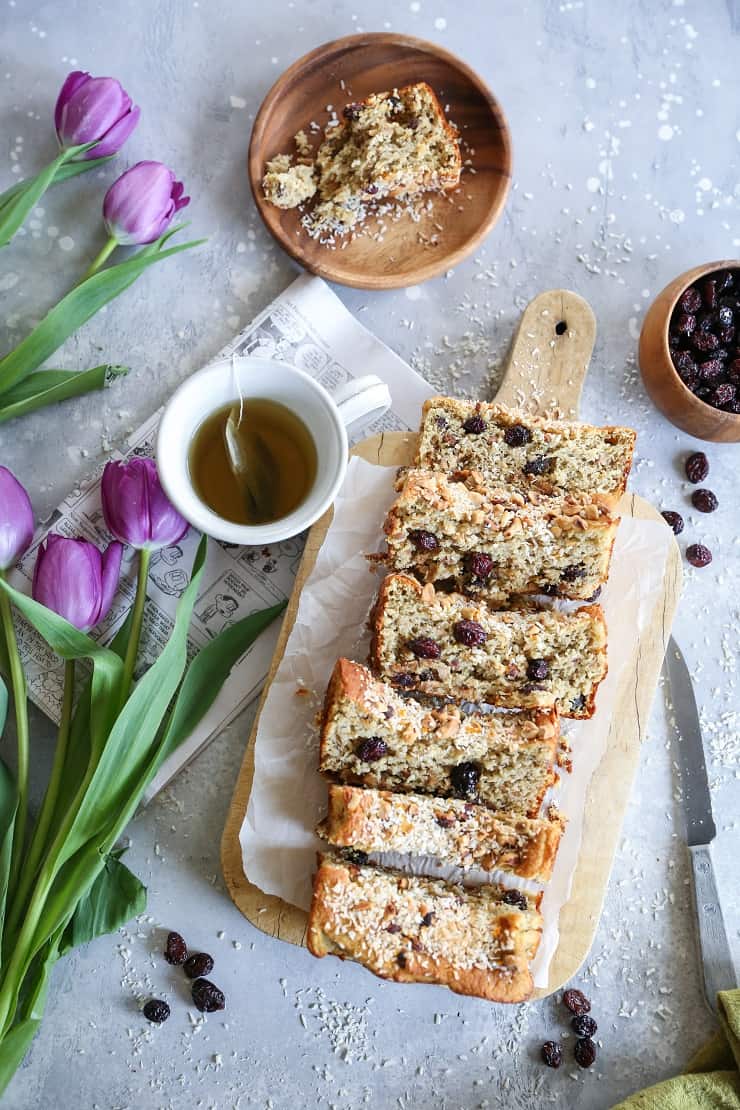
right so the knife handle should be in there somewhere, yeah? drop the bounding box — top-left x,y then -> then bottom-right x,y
688,843 -> 736,1014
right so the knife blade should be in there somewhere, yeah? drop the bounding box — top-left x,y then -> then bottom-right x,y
664,636 -> 735,1013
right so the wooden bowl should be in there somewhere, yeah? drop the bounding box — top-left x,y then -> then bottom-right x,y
639,260 -> 740,442
248,33 -> 512,289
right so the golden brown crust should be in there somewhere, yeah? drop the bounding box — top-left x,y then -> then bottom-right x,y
307,854 -> 539,1003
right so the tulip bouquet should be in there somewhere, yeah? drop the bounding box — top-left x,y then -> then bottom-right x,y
0,462 -> 285,1092
0,70 -> 203,424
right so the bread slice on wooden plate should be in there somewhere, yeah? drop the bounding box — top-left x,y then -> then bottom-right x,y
319,659 -> 559,818
370,573 -> 608,718
416,397 -> 636,503
317,785 -> 565,882
383,468 -> 619,602
307,853 -> 542,1002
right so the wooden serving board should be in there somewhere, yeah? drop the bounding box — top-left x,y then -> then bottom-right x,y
221,289 -> 683,997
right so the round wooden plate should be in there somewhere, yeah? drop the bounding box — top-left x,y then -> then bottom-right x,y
248,33 -> 512,289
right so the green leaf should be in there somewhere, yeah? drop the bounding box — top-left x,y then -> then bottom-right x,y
0,365 -> 128,423
0,675 -> 6,736
0,927 -> 63,1097
0,143 -> 95,248
0,231 -> 206,394
0,154 -> 115,216
0,760 -> 18,946
58,852 -> 145,956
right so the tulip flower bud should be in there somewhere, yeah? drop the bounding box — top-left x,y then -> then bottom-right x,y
32,535 -> 123,632
0,466 -> 34,572
103,162 -> 190,246
101,458 -> 188,551
54,70 -> 140,160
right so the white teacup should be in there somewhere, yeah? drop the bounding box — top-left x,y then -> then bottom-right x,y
156,356 -> 392,545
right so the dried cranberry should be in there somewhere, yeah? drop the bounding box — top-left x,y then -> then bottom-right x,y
526,658 -> 549,681
570,693 -> 587,712
453,619 -> 487,647
364,183 -> 378,195
396,952 -> 407,968
687,543 -> 712,567
692,488 -> 718,513
673,312 -> 696,336
727,359 -> 740,384
541,583 -> 560,597
672,350 -> 698,387
464,552 -> 494,579
191,978 -> 225,1013
184,952 -> 215,979
385,922 -> 401,933
343,103 -> 362,120
718,304 -> 734,327
435,813 -> 456,828
692,331 -> 719,353
724,399 -> 740,414
392,672 -> 417,688
463,414 -> 486,434
572,1014 -> 598,1037
143,998 -> 170,1023
501,889 -> 528,911
713,382 -> 736,407
523,456 -> 551,476
563,988 -> 591,1015
542,1041 -> 563,1069
661,510 -> 684,534
344,848 -> 369,865
561,563 -> 586,581
409,529 -> 439,552
355,736 -> 388,762
702,278 -> 718,309
408,636 -> 441,659
420,911 -> 435,927
164,931 -> 188,965
503,424 -> 532,447
685,452 -> 709,483
574,1037 -> 597,1068
699,357 -> 724,382
406,116 -> 419,130
678,286 -> 701,313
449,761 -> 480,799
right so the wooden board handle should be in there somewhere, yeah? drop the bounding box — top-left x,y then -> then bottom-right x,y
495,289 -> 596,419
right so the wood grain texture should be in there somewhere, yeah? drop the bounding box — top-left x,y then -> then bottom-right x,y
639,260 -> 740,443
248,33 -> 512,290
221,290 -> 683,996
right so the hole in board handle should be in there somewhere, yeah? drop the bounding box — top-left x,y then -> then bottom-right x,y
555,320 -> 568,336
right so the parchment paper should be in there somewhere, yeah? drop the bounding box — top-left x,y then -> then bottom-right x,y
240,457 -> 674,987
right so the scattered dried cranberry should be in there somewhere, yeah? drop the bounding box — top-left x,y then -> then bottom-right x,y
526,658 -> 549,681
692,330 -> 719,353
143,999 -> 170,1024
449,761 -> 480,799
343,103 -> 362,120
355,736 -> 388,762
678,286 -> 701,313
344,848 -> 369,865
674,312 -> 696,335
572,1014 -> 598,1037
504,423 -> 532,447
392,672 -> 417,688
385,922 -> 401,933
501,889 -> 528,911
420,912 -> 435,927
184,952 -> 215,979
713,382 -> 736,407
685,452 -> 709,483
164,931 -> 188,965
463,414 -> 486,434
191,978 -> 225,1013
661,510 -> 684,534
687,543 -> 712,568
574,1037 -> 597,1068
563,988 -> 591,1015
570,693 -> 587,713
541,1041 -> 563,1069
409,529 -> 439,552
561,563 -> 586,581
523,455 -> 551,476
699,358 -> 724,382
396,952 -> 408,968
728,359 -> 740,384
692,488 -> 718,513
672,350 -> 698,387
701,277 -> 718,309
464,551 -> 494,579
435,813 -> 456,828
408,636 -> 441,659
406,116 -> 419,130
453,619 -> 487,647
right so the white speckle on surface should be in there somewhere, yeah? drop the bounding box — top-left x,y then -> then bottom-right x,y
58,236 -> 75,251
585,77 -> 596,89
409,0 -> 420,9
669,208 -> 685,224
586,177 -> 600,193
658,124 -> 674,141
0,273 -> 19,292
229,94 -> 246,109
46,225 -> 59,238
434,16 -> 446,29
628,317 -> 640,340
405,285 -> 423,301
697,178 -> 712,192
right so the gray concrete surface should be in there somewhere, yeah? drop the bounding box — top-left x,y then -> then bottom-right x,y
1,1 -> 738,1106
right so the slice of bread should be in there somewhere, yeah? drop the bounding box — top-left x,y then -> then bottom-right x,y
319,659 -> 559,818
318,785 -> 565,882
307,853 -> 542,1002
416,398 -> 636,503
384,468 -> 619,602
370,574 -> 608,718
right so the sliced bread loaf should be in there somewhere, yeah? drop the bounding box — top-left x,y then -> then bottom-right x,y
319,659 -> 559,817
370,574 -> 608,718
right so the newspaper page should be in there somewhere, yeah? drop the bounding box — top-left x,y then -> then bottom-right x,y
10,273 -> 434,797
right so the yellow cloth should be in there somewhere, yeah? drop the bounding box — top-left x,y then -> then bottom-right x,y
612,990 -> 740,1109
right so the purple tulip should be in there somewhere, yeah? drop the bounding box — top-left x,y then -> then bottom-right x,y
32,535 -> 123,632
101,458 -> 188,550
103,162 -> 190,245
55,70 -> 140,159
0,467 -> 34,572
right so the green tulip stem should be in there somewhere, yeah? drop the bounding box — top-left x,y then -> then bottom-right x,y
0,576 -> 30,899
79,235 -> 118,284
119,548 -> 151,708
18,659 -> 76,907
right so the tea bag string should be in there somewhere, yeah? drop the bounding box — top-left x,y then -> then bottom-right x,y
232,353 -> 244,427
